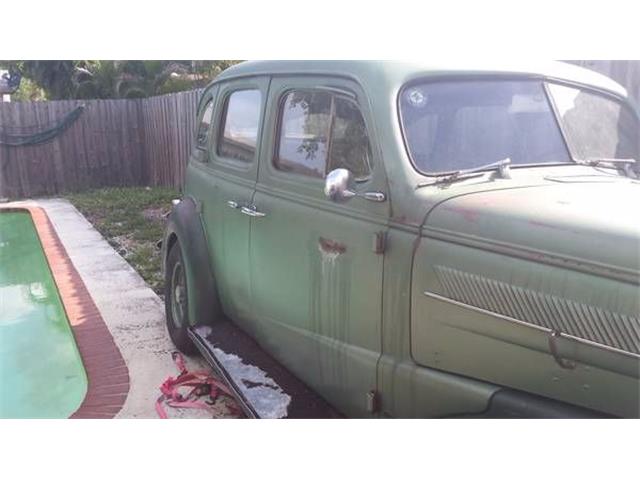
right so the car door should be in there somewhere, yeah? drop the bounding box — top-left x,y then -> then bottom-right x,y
187,77 -> 269,332
248,76 -> 389,417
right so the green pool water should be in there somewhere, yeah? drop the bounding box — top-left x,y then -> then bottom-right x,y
0,211 -> 87,418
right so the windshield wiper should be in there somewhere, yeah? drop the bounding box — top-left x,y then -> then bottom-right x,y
416,158 -> 512,188
582,158 -> 637,178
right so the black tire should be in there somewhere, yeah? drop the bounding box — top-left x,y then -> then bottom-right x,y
165,242 -> 198,355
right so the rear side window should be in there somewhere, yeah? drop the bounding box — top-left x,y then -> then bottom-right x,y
217,89 -> 262,162
195,99 -> 214,148
275,90 -> 372,180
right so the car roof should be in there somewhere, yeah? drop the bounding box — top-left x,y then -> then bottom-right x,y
213,60 -> 628,99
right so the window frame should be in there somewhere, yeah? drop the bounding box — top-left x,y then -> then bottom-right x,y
272,88 -> 373,182
215,88 -> 263,164
397,74 -> 636,177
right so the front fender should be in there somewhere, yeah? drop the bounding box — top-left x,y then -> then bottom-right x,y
162,196 -> 221,326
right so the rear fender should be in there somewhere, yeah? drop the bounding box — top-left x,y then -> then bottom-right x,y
162,196 -> 221,326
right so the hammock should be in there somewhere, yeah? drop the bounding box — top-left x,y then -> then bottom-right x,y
0,104 -> 85,147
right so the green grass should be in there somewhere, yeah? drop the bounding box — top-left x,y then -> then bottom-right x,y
67,186 -> 179,294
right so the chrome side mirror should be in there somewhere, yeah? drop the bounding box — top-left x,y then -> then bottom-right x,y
324,168 -> 356,202
324,168 -> 387,203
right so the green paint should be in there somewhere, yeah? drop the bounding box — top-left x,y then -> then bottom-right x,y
168,61 -> 639,418
0,211 -> 87,418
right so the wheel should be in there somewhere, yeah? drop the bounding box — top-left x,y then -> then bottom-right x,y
165,242 -> 198,355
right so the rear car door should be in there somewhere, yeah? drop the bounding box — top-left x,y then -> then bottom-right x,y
248,76 -> 389,417
186,77 -> 269,330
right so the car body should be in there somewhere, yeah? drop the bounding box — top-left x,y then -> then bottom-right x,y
162,60 -> 640,418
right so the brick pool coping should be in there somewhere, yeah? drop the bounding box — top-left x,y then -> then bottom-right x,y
1,205 -> 130,418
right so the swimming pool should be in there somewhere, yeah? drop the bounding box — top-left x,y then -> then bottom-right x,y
0,206 -> 129,418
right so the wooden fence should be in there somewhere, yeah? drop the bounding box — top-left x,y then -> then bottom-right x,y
0,99 -> 147,198
0,89 -> 203,199
141,89 -> 202,188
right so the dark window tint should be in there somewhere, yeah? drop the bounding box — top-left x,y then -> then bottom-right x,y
275,90 -> 372,180
328,98 -> 372,180
400,80 -> 571,174
548,83 -> 639,161
217,89 -> 262,162
196,99 -> 214,147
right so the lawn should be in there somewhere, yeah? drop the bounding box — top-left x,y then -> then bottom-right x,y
67,187 -> 178,295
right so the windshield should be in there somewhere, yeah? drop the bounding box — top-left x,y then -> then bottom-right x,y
399,79 -> 638,175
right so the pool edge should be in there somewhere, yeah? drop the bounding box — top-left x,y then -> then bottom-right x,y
1,206 -> 130,419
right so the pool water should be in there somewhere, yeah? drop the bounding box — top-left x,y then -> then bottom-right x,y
0,211 -> 87,418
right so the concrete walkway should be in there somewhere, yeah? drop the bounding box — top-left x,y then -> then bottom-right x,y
10,198 -> 233,418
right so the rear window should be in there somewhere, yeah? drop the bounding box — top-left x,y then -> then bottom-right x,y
217,89 -> 262,162
399,80 -> 571,174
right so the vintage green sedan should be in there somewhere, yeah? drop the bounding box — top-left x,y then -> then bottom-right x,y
161,60 -> 639,418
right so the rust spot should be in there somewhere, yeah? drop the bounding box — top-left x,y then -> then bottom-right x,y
529,220 -> 562,230
442,205 -> 480,223
392,214 -> 409,224
318,237 -> 346,255
528,220 -> 581,235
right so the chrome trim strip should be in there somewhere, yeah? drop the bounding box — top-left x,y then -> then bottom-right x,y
187,328 -> 258,418
422,290 -> 640,360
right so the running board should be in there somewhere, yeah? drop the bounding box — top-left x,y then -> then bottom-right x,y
187,323 -> 340,419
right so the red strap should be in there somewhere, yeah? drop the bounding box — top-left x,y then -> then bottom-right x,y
171,351 -> 187,374
156,352 -> 239,418
155,395 -> 169,419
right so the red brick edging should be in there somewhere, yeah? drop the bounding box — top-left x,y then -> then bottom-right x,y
2,206 -> 130,418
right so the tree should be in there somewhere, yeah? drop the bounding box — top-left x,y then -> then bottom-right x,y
9,77 -> 47,102
0,61 -> 78,100
0,60 -> 241,101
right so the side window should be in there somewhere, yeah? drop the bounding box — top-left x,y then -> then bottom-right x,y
195,99 -> 214,148
328,97 -> 372,180
275,90 -> 372,180
217,89 -> 262,162
275,91 -> 332,178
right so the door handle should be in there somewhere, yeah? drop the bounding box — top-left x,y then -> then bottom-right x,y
240,205 -> 266,218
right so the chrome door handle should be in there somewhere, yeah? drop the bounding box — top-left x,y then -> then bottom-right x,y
226,200 -> 240,209
240,205 -> 266,218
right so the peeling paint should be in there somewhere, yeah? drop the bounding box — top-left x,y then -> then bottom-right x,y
318,236 -> 346,255
318,237 -> 346,277
194,326 -> 291,418
442,205 -> 480,223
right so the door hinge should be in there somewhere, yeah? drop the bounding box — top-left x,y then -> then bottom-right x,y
373,231 -> 386,254
366,390 -> 381,414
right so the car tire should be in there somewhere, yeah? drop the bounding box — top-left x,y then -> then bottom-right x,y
165,242 -> 198,355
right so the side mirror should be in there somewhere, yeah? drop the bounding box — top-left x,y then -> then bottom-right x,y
324,168 -> 357,202
324,168 -> 387,203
